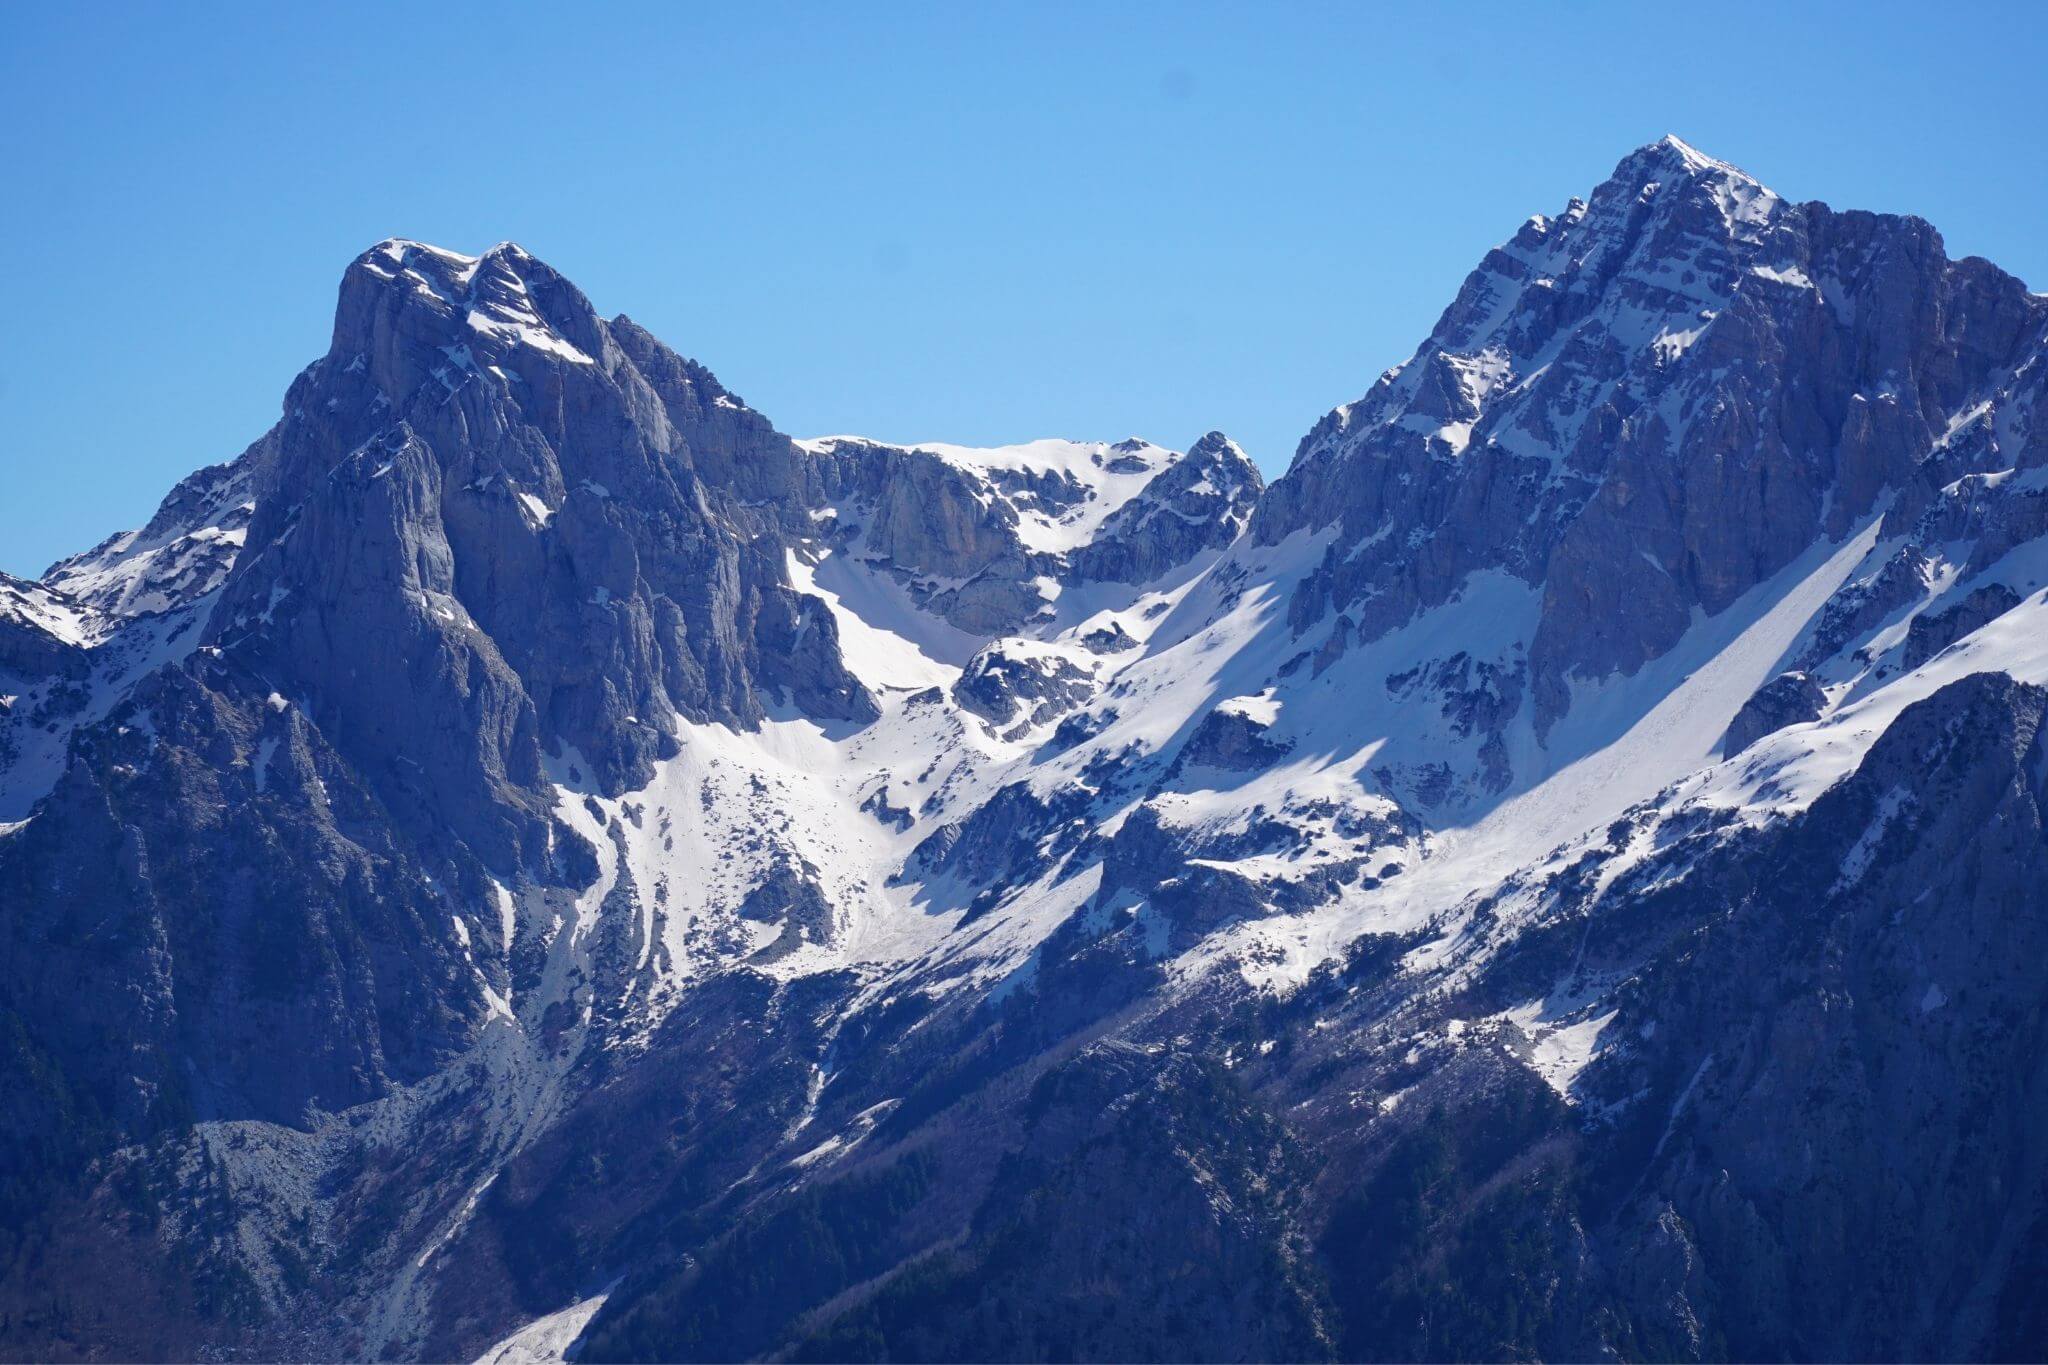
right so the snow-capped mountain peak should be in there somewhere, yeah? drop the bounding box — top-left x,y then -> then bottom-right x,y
9,145 -> 2048,1362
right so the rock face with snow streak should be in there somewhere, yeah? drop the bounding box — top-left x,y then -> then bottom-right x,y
6,142 -> 2048,1364
44,449 -> 258,621
0,574 -> 90,681
1067,430 -> 1262,583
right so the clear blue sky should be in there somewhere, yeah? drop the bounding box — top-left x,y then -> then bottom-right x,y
3,1 -> 2044,577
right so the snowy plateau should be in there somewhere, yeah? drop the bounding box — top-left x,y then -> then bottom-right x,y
4,137 -> 2048,1362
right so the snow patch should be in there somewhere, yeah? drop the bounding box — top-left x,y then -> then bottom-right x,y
473,1288 -> 612,1365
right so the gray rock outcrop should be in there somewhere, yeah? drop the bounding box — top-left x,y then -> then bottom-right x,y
1721,669 -> 1827,754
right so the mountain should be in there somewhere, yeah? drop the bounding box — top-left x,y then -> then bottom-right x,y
2,138 -> 2045,1362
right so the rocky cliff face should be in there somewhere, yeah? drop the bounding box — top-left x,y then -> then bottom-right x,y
801,430 -> 1261,634
1058,429 -> 1259,583
4,142 -> 2047,1363
223,240 -> 880,813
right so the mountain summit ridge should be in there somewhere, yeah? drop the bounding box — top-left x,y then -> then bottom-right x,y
4,141 -> 2048,1362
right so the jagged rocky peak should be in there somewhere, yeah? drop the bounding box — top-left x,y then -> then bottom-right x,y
200,238 -> 879,846
1185,427 -> 1257,468
318,238 -> 791,474
337,238 -> 607,382
1069,429 -> 1263,583
1255,133 -> 2048,732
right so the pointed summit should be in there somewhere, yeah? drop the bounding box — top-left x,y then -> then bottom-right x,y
1588,134 -> 1777,235
1186,430 -> 1245,460
1646,133 -> 1725,172
1606,134 -> 1756,188
1180,430 -> 1264,499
